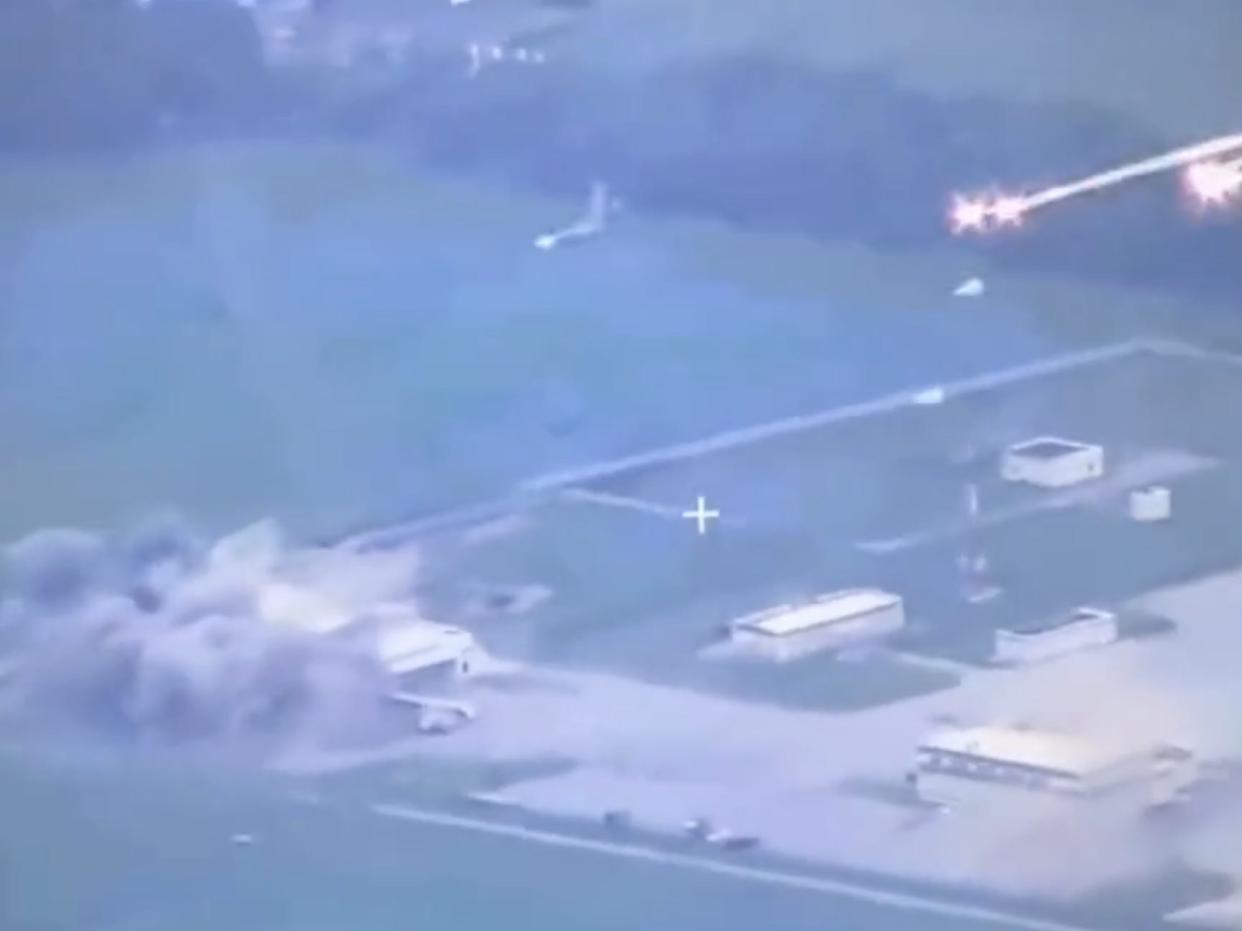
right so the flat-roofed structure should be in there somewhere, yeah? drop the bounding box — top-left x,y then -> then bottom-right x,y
913,725 -> 1152,807
1001,436 -> 1104,488
255,584 -> 478,680
993,606 -> 1118,665
1130,484 -> 1173,522
728,588 -> 904,662
369,604 -> 479,681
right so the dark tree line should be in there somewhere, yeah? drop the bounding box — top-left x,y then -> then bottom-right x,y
0,0 -> 268,149
362,50 -> 1242,304
1,0 -> 1237,313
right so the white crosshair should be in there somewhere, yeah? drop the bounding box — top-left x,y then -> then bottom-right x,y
682,495 -> 721,535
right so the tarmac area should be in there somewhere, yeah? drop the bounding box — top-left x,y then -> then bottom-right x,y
280,342 -> 1242,923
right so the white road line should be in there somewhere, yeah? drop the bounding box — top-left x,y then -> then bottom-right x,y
521,340 -> 1148,493
562,488 -> 688,518
562,488 -> 747,527
343,335 -> 1237,552
1145,338 -> 1242,368
371,803 -> 1101,931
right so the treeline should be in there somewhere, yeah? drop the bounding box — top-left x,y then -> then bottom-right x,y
0,0 -> 269,149
1,1 -> 1237,305
370,51 -> 1242,301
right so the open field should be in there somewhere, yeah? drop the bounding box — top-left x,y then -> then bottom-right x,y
416,340 -> 1242,702
3,142 -> 1238,543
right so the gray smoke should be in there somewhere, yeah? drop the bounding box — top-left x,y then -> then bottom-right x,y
0,515 -> 414,753
3,528 -> 106,610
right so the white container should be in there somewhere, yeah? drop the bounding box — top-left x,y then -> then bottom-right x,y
1130,485 -> 1171,522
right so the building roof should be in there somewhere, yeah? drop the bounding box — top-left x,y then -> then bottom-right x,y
1007,437 -> 1097,461
257,582 -> 353,634
378,619 -> 475,674
918,726 -> 1136,777
256,588 -> 474,673
1004,606 -> 1115,636
734,588 -> 901,637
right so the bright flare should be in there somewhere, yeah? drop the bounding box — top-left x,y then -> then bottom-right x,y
1185,159 -> 1242,208
949,195 -> 989,233
989,196 -> 1028,226
949,131 -> 1242,232
947,193 -> 1027,234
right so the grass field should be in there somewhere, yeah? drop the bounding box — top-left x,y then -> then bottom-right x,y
418,343 -> 1242,704
7,142 -> 1229,543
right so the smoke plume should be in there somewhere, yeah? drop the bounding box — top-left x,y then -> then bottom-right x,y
0,515 -> 420,754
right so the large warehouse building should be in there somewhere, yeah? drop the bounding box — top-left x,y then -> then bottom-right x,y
200,521 -> 482,683
259,584 -> 479,681
912,725 -> 1157,808
728,588 -> 905,662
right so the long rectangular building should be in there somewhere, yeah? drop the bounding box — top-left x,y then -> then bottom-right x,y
993,606 -> 1118,665
913,725 -> 1155,808
728,588 -> 904,662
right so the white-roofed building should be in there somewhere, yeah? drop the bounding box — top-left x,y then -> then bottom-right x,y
369,604 -> 479,681
993,606 -> 1119,666
1130,485 -> 1172,522
728,588 -> 904,661
913,725 -> 1158,808
257,589 -> 478,681
196,519 -> 483,691
1001,436 -> 1104,489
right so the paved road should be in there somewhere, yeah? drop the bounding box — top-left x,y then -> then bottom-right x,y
372,803 -> 1104,931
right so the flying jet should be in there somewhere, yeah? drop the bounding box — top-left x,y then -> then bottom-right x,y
533,181 -> 615,251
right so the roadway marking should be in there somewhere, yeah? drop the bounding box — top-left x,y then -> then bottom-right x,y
563,488 -> 745,530
521,339 -> 1148,493
562,488 -> 689,519
342,336 -> 1242,553
371,803 -> 1102,931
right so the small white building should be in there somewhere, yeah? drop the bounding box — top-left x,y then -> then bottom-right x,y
1001,437 -> 1104,489
374,612 -> 478,680
993,606 -> 1118,666
1130,485 -> 1172,522
728,589 -> 904,662
913,726 -> 1153,808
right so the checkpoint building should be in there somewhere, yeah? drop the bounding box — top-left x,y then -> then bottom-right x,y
1001,437 -> 1104,489
1130,485 -> 1173,522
